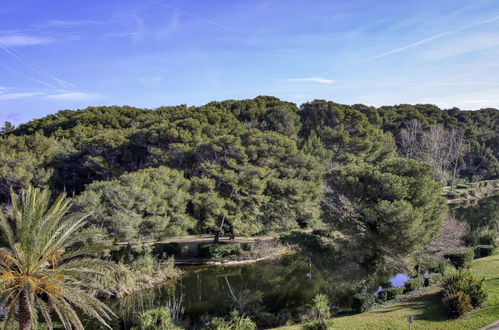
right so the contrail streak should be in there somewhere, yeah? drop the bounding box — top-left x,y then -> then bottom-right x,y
148,0 -> 232,32
368,14 -> 499,60
2,46 -> 77,88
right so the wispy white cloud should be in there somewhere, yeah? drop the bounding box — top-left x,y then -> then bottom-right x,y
428,87 -> 499,109
1,46 -> 77,89
424,33 -> 499,59
284,77 -> 335,84
139,76 -> 163,84
0,34 -> 53,47
0,91 -> 43,100
46,92 -> 100,101
368,14 -> 499,60
148,0 -> 232,32
41,19 -> 101,27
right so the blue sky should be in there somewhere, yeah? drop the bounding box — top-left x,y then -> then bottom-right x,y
1,0 -> 499,125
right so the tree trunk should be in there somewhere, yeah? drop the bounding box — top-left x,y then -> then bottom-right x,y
19,290 -> 31,330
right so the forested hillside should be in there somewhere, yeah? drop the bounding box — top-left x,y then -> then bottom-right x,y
1,96 -> 497,250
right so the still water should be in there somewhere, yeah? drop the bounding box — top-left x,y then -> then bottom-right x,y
87,194 -> 497,329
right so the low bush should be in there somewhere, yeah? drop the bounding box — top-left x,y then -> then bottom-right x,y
442,290 -> 473,318
424,273 -> 442,287
197,242 -> 241,259
311,293 -> 331,329
254,312 -> 279,328
404,278 -> 424,293
378,287 -> 404,302
131,253 -> 158,275
303,319 -> 334,330
152,243 -> 179,259
444,249 -> 474,269
280,231 -> 325,252
474,245 -> 496,259
312,229 -> 331,237
351,293 -> 375,313
132,307 -> 181,330
478,230 -> 497,247
204,311 -> 256,330
440,269 -> 487,316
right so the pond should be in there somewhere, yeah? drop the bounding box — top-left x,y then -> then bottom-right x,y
85,194 -> 498,329
96,254 -> 409,329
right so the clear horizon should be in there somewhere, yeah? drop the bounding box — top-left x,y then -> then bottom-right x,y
1,0 -> 499,125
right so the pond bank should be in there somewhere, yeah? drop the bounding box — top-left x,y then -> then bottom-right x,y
276,254 -> 499,330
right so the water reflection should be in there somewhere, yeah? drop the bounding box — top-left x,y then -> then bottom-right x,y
107,253 -> 410,328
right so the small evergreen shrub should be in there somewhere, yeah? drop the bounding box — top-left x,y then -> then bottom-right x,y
444,249 -> 474,269
312,229 -> 331,237
404,278 -> 424,293
474,245 -> 496,259
204,311 -> 256,330
254,312 -> 279,328
378,287 -> 404,302
198,243 -> 241,259
442,290 -> 473,318
440,269 -> 487,311
132,307 -> 181,330
280,231 -> 325,252
424,273 -> 442,287
152,243 -> 179,258
311,293 -> 331,329
351,293 -> 375,313
478,230 -> 497,246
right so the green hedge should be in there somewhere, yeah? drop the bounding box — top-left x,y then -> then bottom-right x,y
197,242 -> 241,259
424,273 -> 442,287
444,249 -> 474,269
280,231 -> 325,252
352,293 -> 375,313
474,245 -> 496,259
378,286 -> 404,302
404,278 -> 424,293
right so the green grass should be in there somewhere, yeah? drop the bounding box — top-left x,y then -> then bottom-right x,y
277,255 -> 499,330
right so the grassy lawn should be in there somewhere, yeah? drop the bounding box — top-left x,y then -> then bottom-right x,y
277,255 -> 499,330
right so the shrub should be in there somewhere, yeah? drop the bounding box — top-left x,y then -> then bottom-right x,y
351,293 -> 375,313
312,229 -> 331,237
424,273 -> 443,287
303,319 -> 334,330
152,243 -> 179,259
254,312 -> 279,328
311,294 -> 331,328
404,278 -> 424,293
444,250 -> 474,269
204,311 -> 256,330
478,230 -> 497,246
378,286 -> 404,302
132,307 -> 181,330
280,231 -> 325,252
440,269 -> 487,309
445,191 -> 460,199
442,290 -> 473,318
474,245 -> 496,259
131,253 -> 158,275
197,243 -> 241,259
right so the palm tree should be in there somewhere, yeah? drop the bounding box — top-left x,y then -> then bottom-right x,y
0,186 -> 115,329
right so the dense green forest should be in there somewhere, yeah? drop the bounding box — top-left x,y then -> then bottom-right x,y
1,96 -> 497,249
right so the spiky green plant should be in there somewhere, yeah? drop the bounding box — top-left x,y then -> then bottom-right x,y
0,186 -> 116,330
